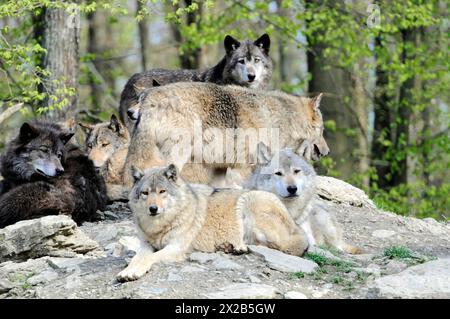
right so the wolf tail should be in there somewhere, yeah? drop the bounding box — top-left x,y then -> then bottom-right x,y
341,242 -> 363,254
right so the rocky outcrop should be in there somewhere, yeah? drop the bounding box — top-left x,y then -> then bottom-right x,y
316,176 -> 375,208
0,215 -> 99,262
369,258 -> 450,298
0,181 -> 449,299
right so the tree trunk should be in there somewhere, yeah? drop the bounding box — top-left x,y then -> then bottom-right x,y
136,0 -> 150,71
276,0 -> 288,83
87,11 -> 101,109
371,35 -> 392,188
168,0 -> 202,69
41,8 -> 80,120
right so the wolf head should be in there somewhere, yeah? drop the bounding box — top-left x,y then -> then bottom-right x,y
79,115 -> 129,170
300,94 -> 330,161
248,147 -> 317,200
128,164 -> 182,217
223,33 -> 272,89
127,79 -> 161,121
0,122 -> 74,182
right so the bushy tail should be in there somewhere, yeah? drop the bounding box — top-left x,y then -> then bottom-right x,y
342,242 -> 363,254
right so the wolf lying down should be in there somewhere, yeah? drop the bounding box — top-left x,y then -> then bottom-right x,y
0,122 -> 107,228
118,153 -> 360,282
117,163 -> 306,282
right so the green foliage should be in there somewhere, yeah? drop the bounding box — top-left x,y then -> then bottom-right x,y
0,0 -> 448,220
289,271 -> 305,279
384,246 -> 414,260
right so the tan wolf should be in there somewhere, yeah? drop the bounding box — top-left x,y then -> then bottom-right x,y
79,115 -> 130,200
123,82 -> 330,188
116,164 -> 308,282
246,147 -> 361,254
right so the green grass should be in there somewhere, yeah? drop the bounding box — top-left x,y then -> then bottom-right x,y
304,251 -> 364,290
384,246 -> 414,259
290,272 -> 305,279
383,245 -> 436,266
9,272 -> 34,290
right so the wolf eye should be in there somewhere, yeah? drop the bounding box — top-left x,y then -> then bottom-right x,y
254,57 -> 261,63
274,171 -> 283,176
294,169 -> 301,174
141,191 -> 149,196
159,189 -> 166,194
57,153 -> 63,159
238,58 -> 245,64
102,142 -> 110,147
87,143 -> 93,149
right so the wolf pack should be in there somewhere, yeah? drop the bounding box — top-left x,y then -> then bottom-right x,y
0,34 -> 361,282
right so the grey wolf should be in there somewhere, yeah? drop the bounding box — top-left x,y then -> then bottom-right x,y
0,121 -> 107,228
123,82 -> 329,187
119,34 -> 272,130
79,115 -> 130,200
117,164 -> 307,281
246,147 -> 361,254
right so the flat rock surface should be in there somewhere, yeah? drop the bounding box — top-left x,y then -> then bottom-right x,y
0,193 -> 449,299
248,245 -> 318,273
369,258 -> 450,298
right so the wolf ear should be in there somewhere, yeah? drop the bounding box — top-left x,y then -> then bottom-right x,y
152,79 -> 161,87
254,33 -> 270,54
59,132 -> 75,145
19,122 -> 39,143
164,164 -> 178,182
78,122 -> 94,134
133,83 -> 147,95
60,118 -> 77,133
224,35 -> 241,53
256,142 -> 272,165
109,114 -> 126,136
131,166 -> 144,184
310,93 -> 323,110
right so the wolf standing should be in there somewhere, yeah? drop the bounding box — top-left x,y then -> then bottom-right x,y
0,121 -> 107,228
123,82 -> 329,187
119,34 -> 272,129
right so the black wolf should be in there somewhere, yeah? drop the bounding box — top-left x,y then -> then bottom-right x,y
119,34 -> 272,129
0,121 -> 107,228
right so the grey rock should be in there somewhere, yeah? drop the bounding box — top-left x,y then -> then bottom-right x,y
93,225 -> 119,244
249,275 -> 261,283
47,257 -> 87,270
180,265 -> 207,273
372,229 -> 396,239
316,176 -> 375,208
384,259 -> 408,275
27,269 -> 58,285
167,272 -> 183,282
284,291 -> 308,299
0,216 -> 99,262
103,211 -> 119,220
371,258 -> 450,298
205,283 -> 279,299
248,245 -> 318,273
189,252 -> 219,264
0,278 -> 14,293
212,257 -> 243,270
134,286 -> 168,298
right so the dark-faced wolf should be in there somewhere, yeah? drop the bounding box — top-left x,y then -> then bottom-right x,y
0,121 -> 107,228
119,34 -> 272,130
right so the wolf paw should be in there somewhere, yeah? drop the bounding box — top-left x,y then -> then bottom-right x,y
116,266 -> 147,282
